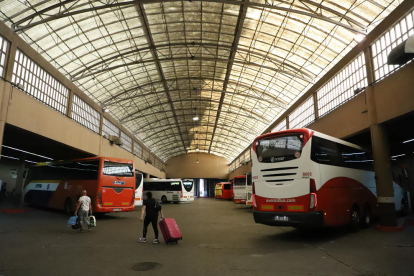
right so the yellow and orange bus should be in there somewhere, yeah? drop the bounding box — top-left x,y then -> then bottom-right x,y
23,157 -> 135,214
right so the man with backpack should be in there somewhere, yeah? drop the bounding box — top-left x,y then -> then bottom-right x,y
139,192 -> 164,244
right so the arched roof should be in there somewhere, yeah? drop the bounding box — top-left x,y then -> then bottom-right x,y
0,0 -> 402,161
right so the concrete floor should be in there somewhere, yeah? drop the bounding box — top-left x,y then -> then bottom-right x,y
0,198 -> 413,276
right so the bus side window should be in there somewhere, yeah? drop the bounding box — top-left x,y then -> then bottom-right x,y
311,136 -> 341,166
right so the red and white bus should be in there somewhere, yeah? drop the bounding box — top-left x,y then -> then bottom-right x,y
215,182 -> 233,200
233,175 -> 247,204
251,128 -> 407,229
23,157 -> 136,214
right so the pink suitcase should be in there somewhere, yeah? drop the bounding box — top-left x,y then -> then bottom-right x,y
159,218 -> 182,244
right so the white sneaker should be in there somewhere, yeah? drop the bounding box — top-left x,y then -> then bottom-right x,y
139,237 -> 146,243
153,239 -> 159,244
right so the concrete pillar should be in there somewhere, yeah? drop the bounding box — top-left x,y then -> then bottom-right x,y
285,117 -> 289,130
313,93 -> 319,120
14,152 -> 26,201
366,85 -> 397,227
364,47 -> 398,228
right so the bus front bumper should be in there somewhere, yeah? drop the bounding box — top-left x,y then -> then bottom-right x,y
253,210 -> 324,227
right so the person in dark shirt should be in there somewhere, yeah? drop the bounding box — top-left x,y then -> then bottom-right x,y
139,192 -> 164,244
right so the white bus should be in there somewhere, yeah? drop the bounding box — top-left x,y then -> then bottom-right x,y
246,172 -> 253,206
233,175 -> 247,204
182,179 -> 195,202
143,178 -> 194,203
134,171 -> 144,206
251,128 -> 408,230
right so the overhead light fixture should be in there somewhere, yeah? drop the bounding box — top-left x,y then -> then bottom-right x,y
354,34 -> 365,43
196,159 -> 199,163
2,145 -> 53,160
403,138 -> 414,143
193,116 -> 199,121
196,146 -> 199,151
1,155 -> 19,160
103,107 -> 109,112
149,149 -> 153,153
25,160 -> 37,164
391,154 -> 405,158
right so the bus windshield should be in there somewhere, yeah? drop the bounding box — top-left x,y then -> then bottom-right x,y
215,184 -> 222,189
234,179 -> 245,186
223,184 -> 231,190
183,180 -> 193,192
135,173 -> 143,189
256,134 -> 304,163
103,162 -> 134,177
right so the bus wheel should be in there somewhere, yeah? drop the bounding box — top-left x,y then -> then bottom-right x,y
361,205 -> 371,228
349,205 -> 360,232
161,196 -> 167,204
64,198 -> 73,216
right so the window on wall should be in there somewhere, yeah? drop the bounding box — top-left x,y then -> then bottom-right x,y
120,131 -> 132,152
71,94 -> 100,133
317,53 -> 367,118
0,35 -> 8,78
134,141 -> 143,158
289,96 -> 315,129
235,157 -> 240,168
244,149 -> 250,163
372,10 -> 414,81
102,118 -> 119,138
11,49 -> 69,114
271,119 -> 287,132
142,149 -> 149,161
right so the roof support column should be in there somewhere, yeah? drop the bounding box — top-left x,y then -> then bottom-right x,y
364,47 -> 398,229
135,3 -> 187,154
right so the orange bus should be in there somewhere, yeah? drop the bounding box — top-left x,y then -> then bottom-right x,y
215,182 -> 233,200
22,157 -> 135,214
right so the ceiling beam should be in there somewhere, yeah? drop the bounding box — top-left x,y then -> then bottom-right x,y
102,77 -> 291,107
134,2 -> 187,154
70,56 -> 313,83
11,0 -> 367,34
120,98 -> 271,123
209,0 -> 248,154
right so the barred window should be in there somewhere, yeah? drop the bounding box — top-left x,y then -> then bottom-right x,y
134,141 -> 143,158
289,96 -> 315,129
0,35 -> 8,78
142,149 -> 149,161
372,10 -> 414,81
71,94 -> 100,133
102,118 -> 119,138
120,131 -> 132,152
317,53 -> 367,117
11,49 -> 69,114
244,149 -> 251,162
272,119 -> 287,132
235,157 -> 240,169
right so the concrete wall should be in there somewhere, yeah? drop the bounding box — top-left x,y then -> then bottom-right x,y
166,153 -> 229,179
229,161 -> 252,180
2,82 -> 165,178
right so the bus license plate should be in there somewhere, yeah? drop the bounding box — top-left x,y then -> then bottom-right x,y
113,208 -> 121,211
275,216 -> 289,221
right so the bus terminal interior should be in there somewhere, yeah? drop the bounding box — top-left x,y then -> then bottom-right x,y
1,1 -> 414,275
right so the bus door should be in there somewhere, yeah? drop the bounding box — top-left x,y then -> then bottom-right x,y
101,161 -> 135,210
246,172 -> 253,206
215,183 -> 222,198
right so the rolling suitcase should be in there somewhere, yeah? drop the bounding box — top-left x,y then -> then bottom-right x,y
159,218 -> 182,244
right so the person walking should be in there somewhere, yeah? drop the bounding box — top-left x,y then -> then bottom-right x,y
74,190 -> 92,233
139,192 -> 164,244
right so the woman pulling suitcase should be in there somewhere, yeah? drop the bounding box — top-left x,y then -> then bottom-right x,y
139,192 -> 164,244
